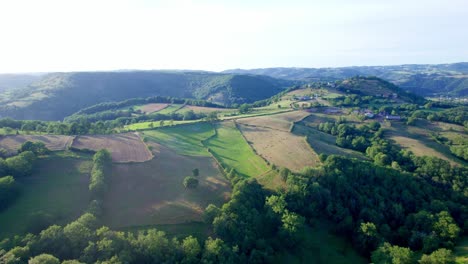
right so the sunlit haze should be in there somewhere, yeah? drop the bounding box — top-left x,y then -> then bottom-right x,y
1,0 -> 467,73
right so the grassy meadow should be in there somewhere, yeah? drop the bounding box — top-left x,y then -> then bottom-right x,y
205,121 -> 271,178
143,122 -> 215,157
0,157 -> 92,238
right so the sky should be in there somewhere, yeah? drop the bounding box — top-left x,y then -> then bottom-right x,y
0,0 -> 467,73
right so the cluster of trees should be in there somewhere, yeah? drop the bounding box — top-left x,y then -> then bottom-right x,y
328,94 -> 374,107
450,145 -> 468,161
318,119 -> 381,152
0,142 -> 42,212
411,106 -> 467,127
283,155 -> 466,260
89,150 -> 112,198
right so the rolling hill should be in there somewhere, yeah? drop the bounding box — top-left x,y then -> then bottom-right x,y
225,62 -> 468,96
0,71 -> 292,120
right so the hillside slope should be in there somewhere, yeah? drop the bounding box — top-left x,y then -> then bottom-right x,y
225,62 -> 468,96
0,71 -> 291,120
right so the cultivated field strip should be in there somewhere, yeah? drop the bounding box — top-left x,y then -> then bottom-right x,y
71,133 -> 152,163
0,135 -> 74,154
139,103 -> 169,113
236,110 -> 311,131
239,124 -> 320,172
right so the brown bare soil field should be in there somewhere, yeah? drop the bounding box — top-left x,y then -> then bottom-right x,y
102,143 -> 231,228
139,103 -> 169,113
239,124 -> 320,172
237,110 -> 311,131
0,135 -> 73,154
71,133 -> 152,163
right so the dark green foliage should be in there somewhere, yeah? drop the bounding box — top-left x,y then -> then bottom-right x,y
0,176 -> 19,211
192,168 -> 199,177
371,242 -> 414,264
183,176 -> 199,189
5,151 -> 36,178
89,150 -> 112,197
284,155 -> 466,257
238,103 -> 251,114
19,141 -> 50,155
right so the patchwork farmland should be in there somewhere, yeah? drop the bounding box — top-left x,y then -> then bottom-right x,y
102,143 -> 230,228
0,135 -> 74,154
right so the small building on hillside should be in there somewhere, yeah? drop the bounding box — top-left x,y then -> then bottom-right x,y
385,115 -> 401,120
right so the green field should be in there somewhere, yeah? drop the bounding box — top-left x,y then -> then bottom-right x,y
124,119 -> 200,131
274,221 -> 366,264
454,236 -> 468,264
153,104 -> 183,114
143,122 -> 215,157
0,157 -> 92,238
205,121 -> 270,178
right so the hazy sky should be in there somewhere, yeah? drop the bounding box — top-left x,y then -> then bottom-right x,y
0,0 -> 467,72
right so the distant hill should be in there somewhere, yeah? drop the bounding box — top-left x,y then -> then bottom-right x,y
335,76 -> 425,103
0,71 -> 292,120
0,74 -> 43,93
225,62 -> 468,96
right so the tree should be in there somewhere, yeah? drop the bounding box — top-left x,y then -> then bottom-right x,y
192,168 -> 199,177
29,254 -> 60,264
239,104 -> 251,114
181,236 -> 201,263
183,110 -> 196,120
183,176 -> 199,189
0,176 -> 18,210
419,248 -> 455,264
19,141 -> 49,155
371,242 -> 414,264
5,151 -> 36,177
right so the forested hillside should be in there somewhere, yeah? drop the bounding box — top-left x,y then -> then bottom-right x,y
225,62 -> 468,96
0,71 -> 291,120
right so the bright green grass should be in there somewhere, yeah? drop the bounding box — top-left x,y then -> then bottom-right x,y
205,121 -> 270,178
454,236 -> 468,264
124,120 -> 200,131
0,157 -> 92,238
143,122 -> 215,157
274,221 -> 367,264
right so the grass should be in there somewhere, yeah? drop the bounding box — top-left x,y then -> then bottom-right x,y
143,122 -> 215,157
274,221 -> 366,264
387,121 -> 467,166
153,104 -> 183,114
124,119 -> 200,131
0,157 -> 92,239
205,121 -> 270,178
454,236 -> 468,264
102,144 -> 230,228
